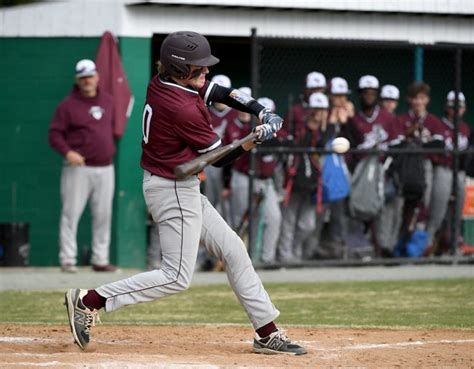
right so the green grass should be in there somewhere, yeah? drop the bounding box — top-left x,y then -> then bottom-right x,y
1,278 -> 473,329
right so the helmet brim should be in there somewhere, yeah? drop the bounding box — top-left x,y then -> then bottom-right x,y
190,55 -> 220,67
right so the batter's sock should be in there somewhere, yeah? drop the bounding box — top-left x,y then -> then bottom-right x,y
256,322 -> 277,338
82,289 -> 106,310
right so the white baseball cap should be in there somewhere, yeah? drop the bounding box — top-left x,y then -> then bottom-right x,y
381,84 -> 400,100
257,97 -> 276,112
306,71 -> 327,89
75,59 -> 97,78
211,74 -> 231,88
308,92 -> 329,109
330,77 -> 351,95
446,90 -> 466,107
238,86 -> 252,96
358,75 -> 379,90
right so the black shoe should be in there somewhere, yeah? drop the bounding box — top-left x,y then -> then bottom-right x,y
253,328 -> 307,355
64,289 -> 100,350
92,264 -> 117,272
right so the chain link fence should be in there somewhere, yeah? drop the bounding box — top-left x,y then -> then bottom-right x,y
246,29 -> 474,266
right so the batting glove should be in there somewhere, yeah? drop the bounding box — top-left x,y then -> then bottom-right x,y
253,123 -> 274,144
259,108 -> 283,132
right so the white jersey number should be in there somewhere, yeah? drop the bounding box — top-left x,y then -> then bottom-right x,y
142,104 -> 152,144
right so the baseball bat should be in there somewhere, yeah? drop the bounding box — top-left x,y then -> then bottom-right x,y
174,131 -> 258,180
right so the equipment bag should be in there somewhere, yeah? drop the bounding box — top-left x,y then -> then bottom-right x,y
349,155 -> 385,221
322,141 -> 350,203
391,140 -> 426,202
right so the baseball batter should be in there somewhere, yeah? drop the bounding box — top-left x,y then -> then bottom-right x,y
64,31 -> 306,356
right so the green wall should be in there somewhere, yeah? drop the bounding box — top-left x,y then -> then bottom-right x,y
0,37 -> 150,267
113,37 -> 151,268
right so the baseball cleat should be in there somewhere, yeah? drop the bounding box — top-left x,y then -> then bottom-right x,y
253,328 -> 307,355
64,288 -> 100,350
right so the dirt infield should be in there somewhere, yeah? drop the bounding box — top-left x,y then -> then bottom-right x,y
1,324 -> 473,368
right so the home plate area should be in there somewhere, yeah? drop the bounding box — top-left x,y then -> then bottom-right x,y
1,325 -> 473,368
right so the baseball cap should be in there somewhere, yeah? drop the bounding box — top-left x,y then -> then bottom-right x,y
238,86 -> 252,96
75,59 -> 97,78
257,97 -> 276,112
211,74 -> 231,88
306,71 -> 327,89
381,84 -> 400,100
358,75 -> 379,90
308,92 -> 329,109
446,90 -> 466,107
330,77 -> 351,95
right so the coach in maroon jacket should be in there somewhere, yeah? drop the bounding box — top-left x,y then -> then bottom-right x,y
48,59 -> 117,273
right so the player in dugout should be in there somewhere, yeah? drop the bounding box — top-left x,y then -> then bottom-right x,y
64,31 -> 306,356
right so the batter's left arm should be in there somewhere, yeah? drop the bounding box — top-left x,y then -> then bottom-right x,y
200,82 -> 282,131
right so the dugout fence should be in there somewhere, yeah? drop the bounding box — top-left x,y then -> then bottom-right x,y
247,28 -> 474,266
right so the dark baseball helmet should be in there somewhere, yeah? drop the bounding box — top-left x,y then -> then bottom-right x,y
160,31 -> 219,79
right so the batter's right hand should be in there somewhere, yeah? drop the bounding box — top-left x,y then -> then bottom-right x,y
253,124 -> 275,144
66,150 -> 85,166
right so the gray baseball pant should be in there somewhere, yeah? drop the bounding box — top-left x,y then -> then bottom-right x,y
278,190 -> 318,262
203,165 -> 223,207
230,170 -> 282,263
59,164 -> 114,267
374,196 -> 404,252
97,171 -> 280,330
427,166 -> 465,245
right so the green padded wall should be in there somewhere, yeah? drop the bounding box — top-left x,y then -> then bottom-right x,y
0,36 -> 151,267
0,37 -> 99,266
112,37 -> 151,268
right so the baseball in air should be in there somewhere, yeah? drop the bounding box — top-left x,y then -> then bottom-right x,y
331,137 -> 350,154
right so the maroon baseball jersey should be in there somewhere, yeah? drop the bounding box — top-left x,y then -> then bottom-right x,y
397,111 -> 444,141
280,102 -> 307,141
49,86 -> 116,166
398,111 -> 446,163
349,105 -> 400,149
223,117 -> 251,174
222,117 -> 276,178
431,117 -> 470,166
141,76 -> 220,179
209,105 -> 238,138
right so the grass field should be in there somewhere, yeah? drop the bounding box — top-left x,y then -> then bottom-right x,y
1,278 -> 473,329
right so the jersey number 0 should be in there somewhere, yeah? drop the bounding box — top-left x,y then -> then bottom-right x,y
142,104 -> 152,144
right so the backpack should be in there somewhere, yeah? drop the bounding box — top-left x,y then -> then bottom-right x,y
322,141 -> 350,203
349,155 -> 385,221
391,140 -> 425,202
293,153 -> 320,191
393,230 -> 428,257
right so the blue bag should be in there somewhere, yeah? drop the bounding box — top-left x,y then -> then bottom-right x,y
394,230 -> 428,257
322,142 -> 350,203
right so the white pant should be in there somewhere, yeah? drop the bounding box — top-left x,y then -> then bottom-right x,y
427,166 -> 465,245
59,164 -> 114,266
278,190 -> 319,261
230,170 -> 282,263
97,172 -> 279,330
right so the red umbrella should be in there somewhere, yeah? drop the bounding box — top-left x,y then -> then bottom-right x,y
96,31 -> 134,138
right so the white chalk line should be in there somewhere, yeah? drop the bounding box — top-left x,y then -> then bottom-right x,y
0,363 -> 222,369
0,337 -> 53,343
3,335 -> 474,352
0,362 -> 70,367
2,336 -> 474,367
298,338 -> 474,351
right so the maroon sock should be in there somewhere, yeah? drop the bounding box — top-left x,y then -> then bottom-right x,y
82,289 -> 106,310
256,322 -> 277,338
